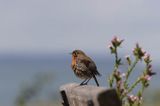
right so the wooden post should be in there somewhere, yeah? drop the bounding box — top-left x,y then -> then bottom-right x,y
60,83 -> 122,106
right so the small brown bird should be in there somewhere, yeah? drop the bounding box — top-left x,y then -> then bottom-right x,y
70,50 -> 101,86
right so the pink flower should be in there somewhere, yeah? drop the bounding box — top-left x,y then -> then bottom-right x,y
144,75 -> 151,81
121,73 -> 126,78
125,55 -> 130,59
108,43 -> 112,48
144,53 -> 150,59
128,94 -> 138,102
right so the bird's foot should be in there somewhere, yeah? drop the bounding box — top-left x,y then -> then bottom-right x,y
80,82 -> 88,86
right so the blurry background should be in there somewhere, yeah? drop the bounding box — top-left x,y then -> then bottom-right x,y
0,0 -> 159,106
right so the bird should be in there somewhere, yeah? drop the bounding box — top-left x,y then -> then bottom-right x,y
70,50 -> 101,86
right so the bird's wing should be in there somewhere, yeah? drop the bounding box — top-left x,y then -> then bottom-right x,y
78,56 -> 91,66
79,56 -> 101,76
75,58 -> 89,72
77,56 -> 97,71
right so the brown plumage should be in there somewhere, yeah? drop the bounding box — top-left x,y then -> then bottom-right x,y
71,50 -> 101,86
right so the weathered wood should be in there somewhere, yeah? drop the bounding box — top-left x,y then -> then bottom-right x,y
60,83 -> 121,106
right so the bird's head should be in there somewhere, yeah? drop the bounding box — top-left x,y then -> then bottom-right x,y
71,50 -> 86,57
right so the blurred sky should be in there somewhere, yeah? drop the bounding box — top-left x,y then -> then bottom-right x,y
0,0 -> 160,61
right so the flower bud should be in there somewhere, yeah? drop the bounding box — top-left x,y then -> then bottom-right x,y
133,43 -> 146,60
111,36 -> 124,47
125,55 -> 131,65
144,53 -> 152,64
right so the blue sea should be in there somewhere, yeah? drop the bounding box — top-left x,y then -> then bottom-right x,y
0,54 -> 159,106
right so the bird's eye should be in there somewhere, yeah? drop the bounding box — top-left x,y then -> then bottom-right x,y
73,52 -> 77,56
74,51 -> 79,56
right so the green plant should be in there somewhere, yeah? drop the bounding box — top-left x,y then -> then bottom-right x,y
15,73 -> 53,106
108,36 -> 156,106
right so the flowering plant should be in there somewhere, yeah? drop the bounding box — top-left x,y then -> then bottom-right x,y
108,36 -> 156,106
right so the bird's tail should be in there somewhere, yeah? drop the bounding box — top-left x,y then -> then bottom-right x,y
93,75 -> 99,86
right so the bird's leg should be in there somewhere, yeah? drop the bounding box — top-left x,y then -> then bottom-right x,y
93,75 -> 99,86
80,79 -> 88,85
83,78 -> 91,85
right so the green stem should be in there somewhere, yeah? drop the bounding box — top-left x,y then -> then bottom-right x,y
122,78 -> 141,99
114,47 -> 122,97
130,104 -> 133,106
109,47 -> 119,88
124,58 -> 139,87
109,74 -> 114,88
141,85 -> 145,95
115,47 -> 119,68
137,83 -> 145,106
128,78 -> 141,94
